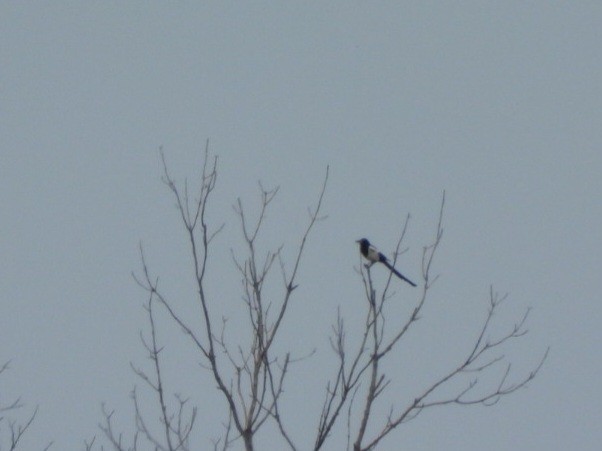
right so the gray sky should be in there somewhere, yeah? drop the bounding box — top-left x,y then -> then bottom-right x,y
1,2 -> 600,450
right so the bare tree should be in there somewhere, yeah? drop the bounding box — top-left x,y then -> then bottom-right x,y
315,193 -> 548,451
97,143 -> 328,451
95,287 -> 197,451
94,147 -> 546,450
0,361 -> 50,451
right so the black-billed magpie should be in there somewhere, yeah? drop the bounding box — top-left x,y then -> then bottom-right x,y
356,238 -> 417,287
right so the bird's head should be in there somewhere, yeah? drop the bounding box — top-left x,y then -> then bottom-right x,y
356,238 -> 370,246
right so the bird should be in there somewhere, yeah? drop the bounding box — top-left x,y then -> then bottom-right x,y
356,238 -> 416,287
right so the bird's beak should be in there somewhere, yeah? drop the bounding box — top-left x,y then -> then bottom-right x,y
355,239 -> 361,243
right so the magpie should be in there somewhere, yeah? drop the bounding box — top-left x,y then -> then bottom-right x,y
356,238 -> 417,287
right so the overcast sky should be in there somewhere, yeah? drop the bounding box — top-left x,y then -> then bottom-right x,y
1,2 -> 601,450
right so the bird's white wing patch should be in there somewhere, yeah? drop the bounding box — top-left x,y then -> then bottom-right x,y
366,247 -> 381,262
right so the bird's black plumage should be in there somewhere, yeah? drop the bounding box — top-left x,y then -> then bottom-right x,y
356,238 -> 416,287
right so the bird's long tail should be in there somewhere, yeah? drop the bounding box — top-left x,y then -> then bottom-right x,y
382,261 -> 417,287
